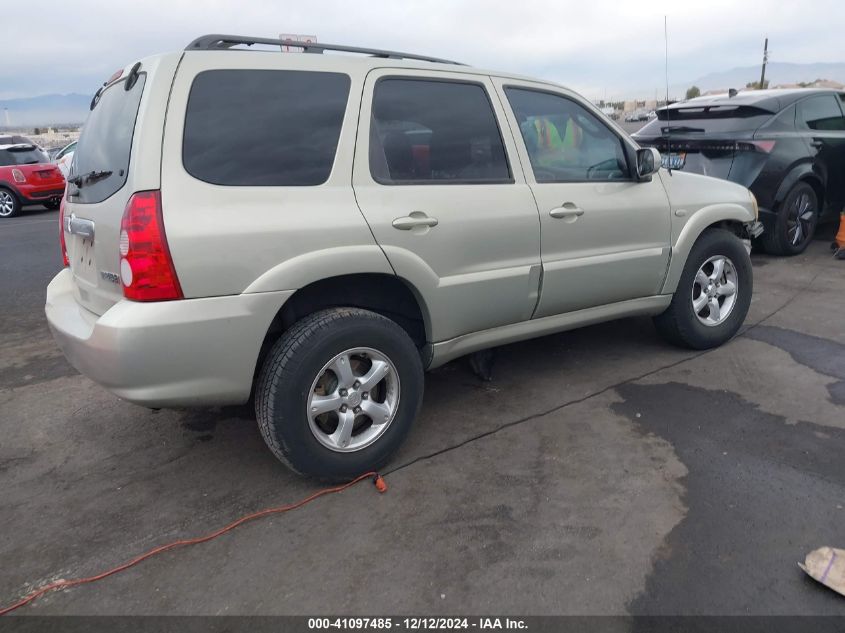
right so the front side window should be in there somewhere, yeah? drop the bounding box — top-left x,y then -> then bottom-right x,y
183,70 -> 350,186
369,78 -> 511,184
505,88 -> 630,182
799,95 -> 845,131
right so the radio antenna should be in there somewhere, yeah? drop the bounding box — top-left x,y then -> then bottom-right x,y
664,15 -> 672,174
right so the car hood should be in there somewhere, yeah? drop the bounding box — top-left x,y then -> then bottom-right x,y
658,169 -> 756,224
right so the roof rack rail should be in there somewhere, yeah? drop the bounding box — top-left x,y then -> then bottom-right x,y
185,34 -> 464,65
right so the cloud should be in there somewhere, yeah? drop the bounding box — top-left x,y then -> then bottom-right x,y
1,0 -> 843,100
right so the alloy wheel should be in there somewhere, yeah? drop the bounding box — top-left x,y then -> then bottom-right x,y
307,347 -> 400,452
786,191 -> 815,247
691,255 -> 738,327
0,191 -> 15,217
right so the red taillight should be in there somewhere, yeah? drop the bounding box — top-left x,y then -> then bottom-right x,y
59,194 -> 69,267
749,140 -> 776,153
12,168 -> 26,183
119,190 -> 182,301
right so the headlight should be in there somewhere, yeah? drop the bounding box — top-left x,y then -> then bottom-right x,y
749,191 -> 759,220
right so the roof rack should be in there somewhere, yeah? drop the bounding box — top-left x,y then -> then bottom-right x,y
185,34 -> 464,66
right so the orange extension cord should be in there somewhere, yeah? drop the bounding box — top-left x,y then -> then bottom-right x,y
0,472 -> 387,616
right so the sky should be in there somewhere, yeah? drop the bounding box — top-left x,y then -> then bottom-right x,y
2,0 -> 844,101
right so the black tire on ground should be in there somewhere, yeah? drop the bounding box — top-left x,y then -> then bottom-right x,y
255,307 -> 424,480
761,181 -> 819,255
0,188 -> 21,218
653,228 -> 753,350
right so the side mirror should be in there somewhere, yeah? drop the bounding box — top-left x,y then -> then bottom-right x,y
636,147 -> 661,181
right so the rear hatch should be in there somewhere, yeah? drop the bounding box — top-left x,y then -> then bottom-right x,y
634,103 -> 774,180
11,160 -> 64,187
65,69 -> 148,316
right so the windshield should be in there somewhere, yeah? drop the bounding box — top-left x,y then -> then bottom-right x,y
70,73 -> 146,203
636,105 -> 773,137
0,145 -> 50,166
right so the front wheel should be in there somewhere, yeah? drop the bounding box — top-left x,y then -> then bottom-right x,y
654,228 -> 752,350
255,308 -> 424,480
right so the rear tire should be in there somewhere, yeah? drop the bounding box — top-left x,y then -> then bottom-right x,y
0,188 -> 20,218
654,228 -> 752,350
761,181 -> 818,255
255,307 -> 424,480
44,199 -> 61,210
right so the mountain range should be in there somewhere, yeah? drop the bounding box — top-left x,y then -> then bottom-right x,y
1,93 -> 90,128
673,61 -> 845,96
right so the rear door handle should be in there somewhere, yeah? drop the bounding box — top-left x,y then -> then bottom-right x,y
392,211 -> 439,231
549,203 -> 584,219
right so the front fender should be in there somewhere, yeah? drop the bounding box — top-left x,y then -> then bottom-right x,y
662,202 -> 755,294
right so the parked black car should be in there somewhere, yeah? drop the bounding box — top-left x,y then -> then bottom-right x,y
634,89 -> 845,255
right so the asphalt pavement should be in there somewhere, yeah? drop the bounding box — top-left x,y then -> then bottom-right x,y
1,206 -> 844,616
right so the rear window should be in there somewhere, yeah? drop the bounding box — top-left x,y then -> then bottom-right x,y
637,105 -> 773,136
0,145 -> 49,166
183,70 -> 350,186
71,74 -> 146,204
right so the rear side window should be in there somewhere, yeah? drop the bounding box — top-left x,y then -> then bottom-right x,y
183,70 -> 350,186
71,75 -> 146,204
799,95 -> 845,131
369,78 -> 511,184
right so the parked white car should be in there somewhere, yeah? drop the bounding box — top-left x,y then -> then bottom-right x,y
53,141 -> 76,178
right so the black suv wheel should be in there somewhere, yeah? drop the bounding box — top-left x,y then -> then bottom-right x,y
761,182 -> 819,255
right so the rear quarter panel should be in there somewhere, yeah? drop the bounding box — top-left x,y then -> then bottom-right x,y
160,52 -> 387,299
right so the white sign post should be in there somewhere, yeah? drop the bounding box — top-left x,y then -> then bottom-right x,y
279,34 -> 318,53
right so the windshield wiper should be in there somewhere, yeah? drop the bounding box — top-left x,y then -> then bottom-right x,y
69,170 -> 112,188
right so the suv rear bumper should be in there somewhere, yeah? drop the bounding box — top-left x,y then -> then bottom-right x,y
45,268 -> 292,407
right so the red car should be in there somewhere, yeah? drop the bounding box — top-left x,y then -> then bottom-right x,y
0,142 -> 66,218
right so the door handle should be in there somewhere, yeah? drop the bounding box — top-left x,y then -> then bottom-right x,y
549,203 -> 584,219
392,211 -> 439,231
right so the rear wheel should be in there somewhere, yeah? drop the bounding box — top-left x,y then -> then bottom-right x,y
44,199 -> 61,210
0,188 -> 20,218
255,307 -> 424,480
761,182 -> 818,255
654,228 -> 752,349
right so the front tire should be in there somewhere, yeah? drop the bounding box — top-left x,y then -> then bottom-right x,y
255,308 -> 424,480
0,188 -> 20,218
654,228 -> 752,350
761,182 -> 818,255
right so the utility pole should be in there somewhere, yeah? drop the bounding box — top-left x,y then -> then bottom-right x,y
759,37 -> 769,89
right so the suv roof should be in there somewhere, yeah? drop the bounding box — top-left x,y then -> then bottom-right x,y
664,88 -> 845,114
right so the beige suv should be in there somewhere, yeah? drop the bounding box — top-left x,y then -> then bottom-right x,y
46,35 -> 763,479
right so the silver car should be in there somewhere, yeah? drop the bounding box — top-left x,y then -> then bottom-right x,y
46,34 -> 763,478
